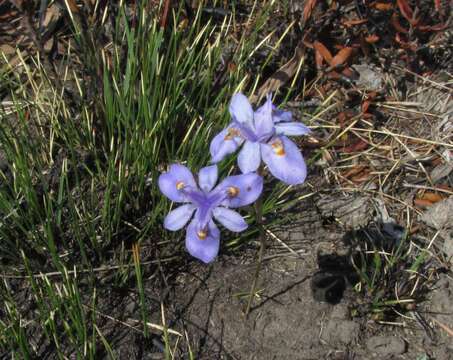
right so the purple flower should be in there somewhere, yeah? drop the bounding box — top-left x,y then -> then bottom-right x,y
158,164 -> 263,263
210,93 -> 310,185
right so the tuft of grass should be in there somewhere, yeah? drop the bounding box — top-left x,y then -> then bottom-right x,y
0,1 -> 303,356
350,224 -> 435,321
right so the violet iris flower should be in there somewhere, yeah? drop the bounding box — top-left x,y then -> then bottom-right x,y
158,164 -> 263,263
210,93 -> 310,185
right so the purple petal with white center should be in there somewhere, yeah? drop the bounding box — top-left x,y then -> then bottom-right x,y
198,165 -> 218,192
273,108 -> 292,123
237,141 -> 261,174
254,94 -> 274,141
163,204 -> 196,231
213,207 -> 248,232
158,164 -> 197,202
275,122 -> 311,136
229,93 -> 254,126
217,173 -> 263,208
186,220 -> 220,263
210,125 -> 243,163
261,136 -> 307,185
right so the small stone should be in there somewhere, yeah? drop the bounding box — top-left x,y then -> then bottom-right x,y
366,335 -> 406,356
421,197 -> 453,230
352,64 -> 384,91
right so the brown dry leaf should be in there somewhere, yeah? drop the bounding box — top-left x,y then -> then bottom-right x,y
414,198 -> 434,208
365,34 -> 380,43
315,48 -> 324,69
342,138 -> 369,153
397,0 -> 418,26
251,44 -> 305,103
419,192 -> 444,203
343,18 -> 368,27
342,165 -> 366,179
372,2 -> 393,11
303,0 -> 317,23
313,41 -> 333,64
434,0 -> 441,12
418,23 -> 449,32
362,99 -> 371,113
395,33 -> 417,51
351,171 -> 371,183
330,47 -> 353,67
391,13 -> 409,33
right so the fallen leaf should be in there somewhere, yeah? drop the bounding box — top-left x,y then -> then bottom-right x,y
341,67 -> 354,78
395,33 -> 417,51
362,100 -> 371,113
434,0 -> 441,12
315,48 -> 324,69
330,47 -> 353,67
372,2 -> 393,11
397,0 -> 418,26
303,0 -> 318,23
414,198 -> 434,208
342,165 -> 366,179
313,41 -> 333,64
342,138 -> 369,153
252,44 -> 305,103
343,18 -> 368,27
351,171 -> 371,183
391,13 -> 409,33
365,34 -> 379,43
419,192 -> 444,203
418,23 -> 449,32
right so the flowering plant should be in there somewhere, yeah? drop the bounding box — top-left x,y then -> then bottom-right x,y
210,93 -> 310,185
158,164 -> 262,263
159,93 -> 309,264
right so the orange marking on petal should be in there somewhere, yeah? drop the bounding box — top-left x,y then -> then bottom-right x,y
197,229 -> 208,240
271,139 -> 286,156
227,186 -> 240,198
224,128 -> 240,140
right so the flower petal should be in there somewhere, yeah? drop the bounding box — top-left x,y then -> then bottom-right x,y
275,122 -> 310,136
272,108 -> 292,123
237,141 -> 261,174
217,172 -> 263,208
210,125 -> 243,163
194,204 -> 213,230
163,204 -> 196,231
198,165 -> 218,192
254,94 -> 274,141
229,93 -> 254,126
213,207 -> 248,232
158,164 -> 197,202
261,136 -> 307,185
186,220 -> 220,263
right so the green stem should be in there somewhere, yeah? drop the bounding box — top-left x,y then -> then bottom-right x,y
244,172 -> 266,318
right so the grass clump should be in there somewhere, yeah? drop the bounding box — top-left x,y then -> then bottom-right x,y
0,1 -> 291,356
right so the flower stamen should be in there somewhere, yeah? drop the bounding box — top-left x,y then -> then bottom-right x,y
176,181 -> 185,190
224,128 -> 241,140
271,139 -> 285,156
227,186 -> 240,198
197,229 -> 208,240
